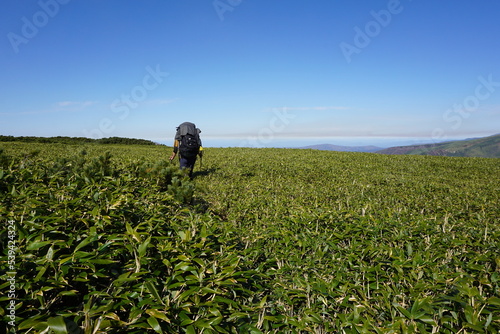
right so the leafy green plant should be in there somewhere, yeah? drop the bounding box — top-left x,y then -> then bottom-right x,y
1,142 -> 499,333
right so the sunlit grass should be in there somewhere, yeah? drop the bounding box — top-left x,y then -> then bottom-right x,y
1,142 -> 499,333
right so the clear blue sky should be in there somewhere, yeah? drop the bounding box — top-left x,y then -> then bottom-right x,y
1,0 -> 499,148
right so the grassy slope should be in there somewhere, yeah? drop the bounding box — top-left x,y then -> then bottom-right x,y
2,143 -> 499,333
378,133 -> 500,158
196,148 -> 500,331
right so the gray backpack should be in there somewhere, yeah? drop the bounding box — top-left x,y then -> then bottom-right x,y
176,122 -> 201,158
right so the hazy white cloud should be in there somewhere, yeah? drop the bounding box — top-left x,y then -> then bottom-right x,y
109,98 -> 178,109
482,105 -> 500,115
57,101 -> 94,107
146,98 -> 178,105
0,101 -> 100,116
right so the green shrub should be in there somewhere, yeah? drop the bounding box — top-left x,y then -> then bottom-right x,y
1,143 -> 499,333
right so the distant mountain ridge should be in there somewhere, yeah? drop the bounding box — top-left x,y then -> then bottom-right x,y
296,134 -> 500,157
377,134 -> 500,158
297,144 -> 383,153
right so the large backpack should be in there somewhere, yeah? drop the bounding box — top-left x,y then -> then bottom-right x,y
176,122 -> 201,158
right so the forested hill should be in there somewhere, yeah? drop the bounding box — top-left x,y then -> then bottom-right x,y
0,136 -> 160,146
377,133 -> 500,158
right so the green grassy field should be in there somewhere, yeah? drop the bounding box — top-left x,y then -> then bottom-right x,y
377,133 -> 500,158
1,142 -> 499,333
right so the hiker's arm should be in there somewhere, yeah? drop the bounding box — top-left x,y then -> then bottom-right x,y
198,146 -> 203,157
169,140 -> 179,160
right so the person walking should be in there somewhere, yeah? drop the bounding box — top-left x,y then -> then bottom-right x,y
169,122 -> 203,177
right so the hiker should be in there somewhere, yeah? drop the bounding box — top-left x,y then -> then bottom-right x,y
169,122 -> 203,177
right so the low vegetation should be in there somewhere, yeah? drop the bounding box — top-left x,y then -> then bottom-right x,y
1,142 -> 499,333
0,136 -> 158,146
378,133 -> 500,158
